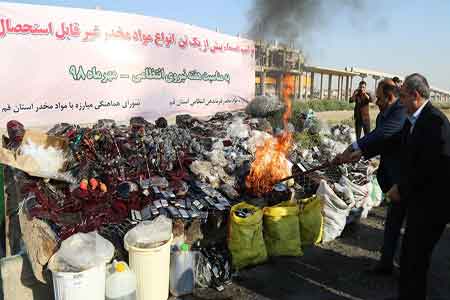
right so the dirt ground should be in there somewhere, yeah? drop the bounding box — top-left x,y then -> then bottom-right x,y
180,206 -> 450,300
315,108 -> 450,126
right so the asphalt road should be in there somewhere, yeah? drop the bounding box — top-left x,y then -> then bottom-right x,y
181,206 -> 450,300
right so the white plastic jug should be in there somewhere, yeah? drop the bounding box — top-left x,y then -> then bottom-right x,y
106,261 -> 137,300
169,243 -> 195,297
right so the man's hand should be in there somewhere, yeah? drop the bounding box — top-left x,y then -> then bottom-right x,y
387,184 -> 401,203
333,146 -> 362,164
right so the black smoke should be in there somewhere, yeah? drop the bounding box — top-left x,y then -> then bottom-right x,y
247,0 -> 367,45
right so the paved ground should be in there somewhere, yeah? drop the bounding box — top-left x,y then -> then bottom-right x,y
181,206 -> 450,300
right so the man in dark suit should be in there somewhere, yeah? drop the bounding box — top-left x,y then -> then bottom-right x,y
386,73 -> 450,300
336,79 -> 408,275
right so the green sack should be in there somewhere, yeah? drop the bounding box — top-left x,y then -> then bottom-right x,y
228,202 -> 268,270
263,201 -> 303,257
299,196 -> 324,246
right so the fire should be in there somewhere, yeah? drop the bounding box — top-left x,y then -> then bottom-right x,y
246,75 -> 295,195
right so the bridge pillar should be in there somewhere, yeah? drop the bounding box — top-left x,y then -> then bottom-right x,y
345,76 -> 350,101
261,72 -> 266,96
328,74 -> 333,100
337,75 -> 341,100
319,73 -> 324,100
278,73 -> 283,98
310,72 -> 315,100
299,72 -> 304,101
349,76 -> 354,97
340,76 -> 345,100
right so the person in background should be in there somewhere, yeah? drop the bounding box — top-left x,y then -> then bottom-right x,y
392,76 -> 403,88
350,80 -> 374,139
385,73 -> 450,300
336,79 -> 407,276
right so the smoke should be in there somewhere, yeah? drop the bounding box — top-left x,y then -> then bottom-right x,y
247,0 -> 368,47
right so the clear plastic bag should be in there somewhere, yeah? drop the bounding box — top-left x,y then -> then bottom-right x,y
227,118 -> 250,139
124,216 -> 172,249
50,231 -> 114,272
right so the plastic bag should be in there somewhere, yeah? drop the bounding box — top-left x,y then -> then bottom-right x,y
124,216 -> 172,249
194,247 -> 231,290
339,176 -> 368,203
368,176 -> 383,207
227,118 -> 250,139
50,231 -> 114,272
263,201 -> 303,257
333,182 -> 355,205
228,202 -> 267,270
316,180 -> 352,242
298,196 -> 323,246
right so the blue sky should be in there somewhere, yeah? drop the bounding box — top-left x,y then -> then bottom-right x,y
3,0 -> 449,90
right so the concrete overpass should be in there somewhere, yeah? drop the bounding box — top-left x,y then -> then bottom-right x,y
295,66 -> 450,102
347,67 -> 450,102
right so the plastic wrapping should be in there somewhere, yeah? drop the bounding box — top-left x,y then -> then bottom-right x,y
316,180 -> 352,242
49,231 -> 114,272
194,247 -> 231,290
246,130 -> 273,154
245,96 -> 284,118
124,216 -> 172,249
170,244 -> 195,296
227,118 -> 250,139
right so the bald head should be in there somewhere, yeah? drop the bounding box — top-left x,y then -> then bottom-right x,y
378,79 -> 399,98
376,78 -> 399,112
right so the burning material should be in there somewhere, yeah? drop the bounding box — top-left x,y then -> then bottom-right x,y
246,75 -> 294,195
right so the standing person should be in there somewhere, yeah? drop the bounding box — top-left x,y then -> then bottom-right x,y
350,80 -> 374,139
386,73 -> 450,300
336,79 -> 407,275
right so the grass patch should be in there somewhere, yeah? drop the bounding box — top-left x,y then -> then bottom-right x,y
266,99 -> 355,130
433,102 -> 450,110
295,131 -> 322,149
293,99 -> 354,113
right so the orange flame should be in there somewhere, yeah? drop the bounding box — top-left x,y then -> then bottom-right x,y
246,74 -> 295,195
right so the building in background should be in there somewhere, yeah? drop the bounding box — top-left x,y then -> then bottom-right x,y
254,41 -> 358,102
254,42 -> 450,102
255,40 -> 309,98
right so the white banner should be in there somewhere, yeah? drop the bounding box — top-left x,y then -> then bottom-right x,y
0,2 -> 255,127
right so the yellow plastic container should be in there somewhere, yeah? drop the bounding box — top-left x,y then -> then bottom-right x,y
125,235 -> 173,300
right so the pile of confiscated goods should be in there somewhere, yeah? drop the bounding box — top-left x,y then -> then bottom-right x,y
1,97 -> 382,299
288,110 -> 383,241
